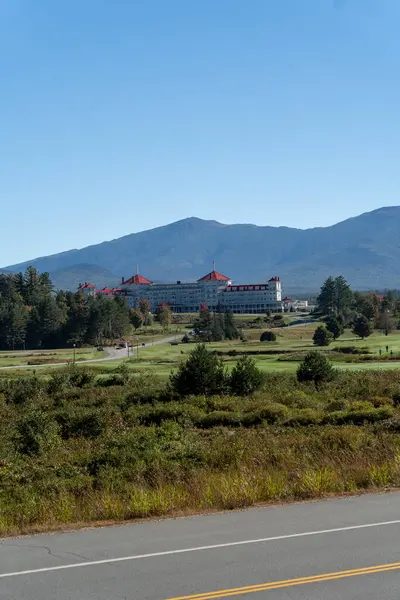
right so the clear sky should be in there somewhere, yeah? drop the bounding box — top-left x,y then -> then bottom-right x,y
1,0 -> 400,265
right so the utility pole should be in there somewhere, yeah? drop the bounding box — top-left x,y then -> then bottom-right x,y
73,343 -> 76,365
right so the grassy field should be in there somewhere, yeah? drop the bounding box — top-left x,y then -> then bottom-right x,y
2,318 -> 400,376
89,325 -> 400,377
0,347 -> 103,367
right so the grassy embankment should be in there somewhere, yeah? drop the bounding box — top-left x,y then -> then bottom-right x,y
1,346 -> 400,535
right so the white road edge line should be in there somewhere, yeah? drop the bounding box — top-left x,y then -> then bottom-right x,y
1,519 -> 399,579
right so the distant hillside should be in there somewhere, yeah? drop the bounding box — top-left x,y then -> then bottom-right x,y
49,264 -> 119,291
4,207 -> 400,292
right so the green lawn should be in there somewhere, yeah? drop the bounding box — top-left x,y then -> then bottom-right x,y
2,325 -> 400,376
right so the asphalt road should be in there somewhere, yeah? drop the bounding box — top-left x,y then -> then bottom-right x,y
1,492 -> 400,599
0,336 -> 178,370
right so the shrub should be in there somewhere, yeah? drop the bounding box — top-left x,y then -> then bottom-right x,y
260,331 -> 277,342
47,371 -> 72,395
198,411 -> 242,428
15,410 -> 61,456
324,406 -> 393,425
169,344 -> 227,397
297,351 -> 334,386
229,356 -> 265,396
313,325 -> 333,347
242,404 -> 289,426
5,377 -> 44,405
68,366 -> 95,388
55,407 -> 107,439
334,346 -> 369,355
97,374 -> 126,387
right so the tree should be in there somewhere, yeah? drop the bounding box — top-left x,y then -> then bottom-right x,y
229,355 -> 265,396
379,311 -> 394,336
211,312 -> 225,341
325,315 -> 344,340
352,314 -> 372,340
313,325 -> 333,346
193,305 -> 213,341
353,292 -> 379,323
169,343 -> 227,396
260,330 -> 277,342
157,303 -> 172,330
139,298 -> 151,325
297,351 -> 334,386
223,309 -> 239,340
317,276 -> 352,315
130,309 -> 144,330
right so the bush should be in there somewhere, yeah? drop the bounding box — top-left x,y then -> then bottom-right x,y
242,404 -> 289,426
5,377 -> 44,405
169,344 -> 227,397
68,366 -> 95,388
198,411 -> 242,428
297,351 -> 334,386
97,374 -> 126,387
313,325 -> 333,347
334,346 -> 369,355
260,331 -> 277,342
15,410 -> 61,456
55,407 -> 107,439
324,406 -> 393,425
47,371 -> 72,395
229,356 -> 265,396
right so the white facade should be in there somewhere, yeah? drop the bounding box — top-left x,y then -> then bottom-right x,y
115,271 -> 283,314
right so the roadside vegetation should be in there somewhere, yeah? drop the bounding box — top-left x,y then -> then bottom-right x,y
1,343 -> 400,535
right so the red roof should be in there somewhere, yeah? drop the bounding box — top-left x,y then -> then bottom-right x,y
283,296 -> 293,302
123,274 -> 153,285
268,277 -> 280,282
79,282 -> 96,289
112,286 -> 121,292
198,270 -> 230,282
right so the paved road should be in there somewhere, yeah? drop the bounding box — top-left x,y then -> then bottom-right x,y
0,336 -> 178,370
1,492 -> 400,599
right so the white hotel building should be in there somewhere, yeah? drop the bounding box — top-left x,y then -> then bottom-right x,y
80,269 -> 284,314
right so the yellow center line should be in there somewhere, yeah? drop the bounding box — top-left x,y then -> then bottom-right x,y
166,561 -> 400,600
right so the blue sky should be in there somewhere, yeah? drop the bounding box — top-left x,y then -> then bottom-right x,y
1,0 -> 400,265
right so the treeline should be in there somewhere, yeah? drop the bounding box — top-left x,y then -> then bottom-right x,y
315,275 -> 400,342
0,268 -> 131,350
188,304 -> 240,342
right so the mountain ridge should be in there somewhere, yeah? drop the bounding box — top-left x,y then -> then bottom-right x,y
3,207 -> 400,292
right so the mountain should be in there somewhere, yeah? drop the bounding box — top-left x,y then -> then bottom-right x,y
3,207 -> 400,292
49,264 -> 119,291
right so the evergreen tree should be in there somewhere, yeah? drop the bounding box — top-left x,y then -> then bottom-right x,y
317,276 -> 352,315
170,344 -> 227,396
229,356 -> 265,396
313,325 -> 333,346
193,305 -> 213,341
297,351 -> 334,386
352,314 -> 373,340
325,315 -> 344,340
223,309 -> 239,340
211,312 -> 225,341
